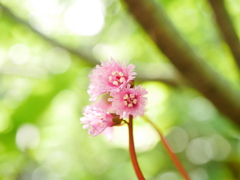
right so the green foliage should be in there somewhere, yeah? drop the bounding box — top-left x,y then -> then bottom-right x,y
0,0 -> 239,180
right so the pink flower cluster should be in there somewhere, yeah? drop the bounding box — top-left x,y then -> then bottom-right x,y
81,106 -> 114,136
80,58 -> 147,136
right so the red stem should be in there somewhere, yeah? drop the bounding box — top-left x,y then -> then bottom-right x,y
144,116 -> 190,180
128,115 -> 145,180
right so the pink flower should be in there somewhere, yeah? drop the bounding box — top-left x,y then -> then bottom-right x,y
88,57 -> 137,101
109,85 -> 148,118
91,94 -> 113,112
80,106 -> 114,136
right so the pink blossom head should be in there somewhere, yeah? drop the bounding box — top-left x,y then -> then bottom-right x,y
109,85 -> 148,118
88,57 -> 137,101
80,106 -> 114,136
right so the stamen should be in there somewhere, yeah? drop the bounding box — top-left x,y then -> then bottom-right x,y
119,72 -> 124,76
128,103 -> 133,107
130,94 -> 135,98
113,81 -> 118,85
112,72 -> 116,75
124,101 -> 128,106
120,77 -> 124,83
109,76 -> 112,82
133,99 -> 137,104
123,94 -> 128,99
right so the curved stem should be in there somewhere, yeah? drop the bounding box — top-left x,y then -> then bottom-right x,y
128,115 -> 145,180
144,116 -> 190,180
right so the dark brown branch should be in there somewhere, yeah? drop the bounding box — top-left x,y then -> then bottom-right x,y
0,2 -> 181,87
208,0 -> 240,70
123,0 -> 240,126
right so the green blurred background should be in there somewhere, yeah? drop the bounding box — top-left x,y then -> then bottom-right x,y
0,0 -> 240,179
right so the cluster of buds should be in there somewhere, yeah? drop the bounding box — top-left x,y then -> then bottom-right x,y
80,58 -> 148,136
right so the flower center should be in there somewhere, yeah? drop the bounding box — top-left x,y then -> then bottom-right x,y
109,71 -> 126,86
123,93 -> 137,107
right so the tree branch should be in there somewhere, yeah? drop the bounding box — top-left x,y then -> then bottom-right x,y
137,73 -> 185,87
208,0 -> 240,70
122,0 -> 240,126
0,2 -> 98,66
0,2 -> 181,88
